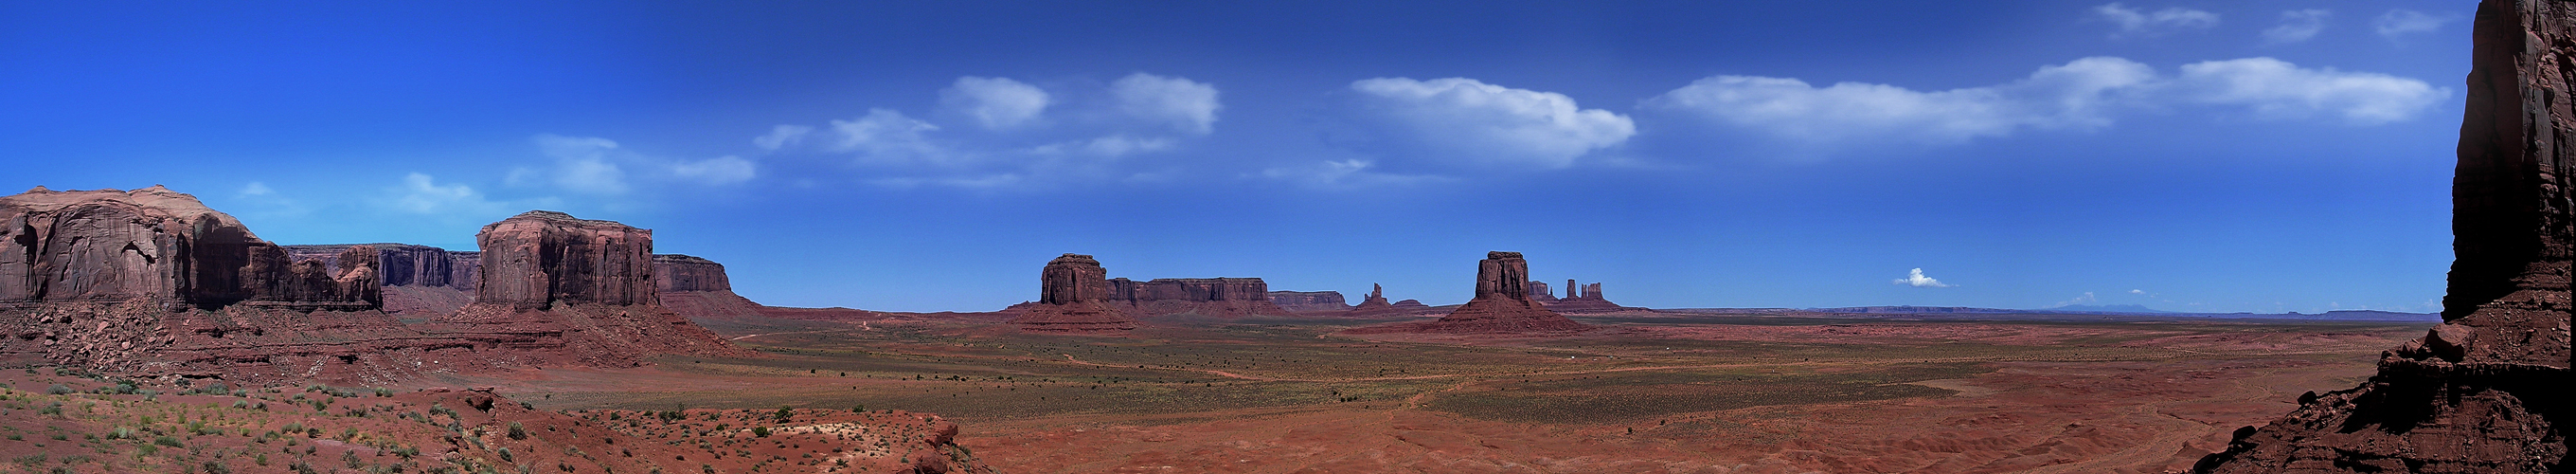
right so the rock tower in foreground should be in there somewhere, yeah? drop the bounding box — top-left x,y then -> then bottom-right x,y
2193,1 -> 2571,471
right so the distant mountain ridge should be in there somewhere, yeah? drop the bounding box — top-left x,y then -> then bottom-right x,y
2044,303 -> 2170,313
1798,305 -> 2437,321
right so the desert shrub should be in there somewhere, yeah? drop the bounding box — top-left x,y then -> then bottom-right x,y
496,447 -> 513,463
752,427 -> 770,438
153,435 -> 183,447
45,385 -> 69,395
507,423 -> 527,440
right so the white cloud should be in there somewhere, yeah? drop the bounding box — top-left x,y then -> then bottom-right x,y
2054,291 -> 2100,307
390,173 -> 504,216
2175,57 -> 2447,124
2094,3 -> 2219,37
753,124 -> 814,151
239,182 -> 274,197
533,134 -> 628,194
824,109 -> 954,165
940,77 -> 1051,130
1032,135 -> 1174,157
2129,289 -> 2145,295
1348,77 -> 1636,169
1893,268 -> 1953,288
1112,73 -> 1221,135
671,155 -> 756,185
1649,57 -> 2154,146
1259,159 -> 1449,188
2374,9 -> 2459,38
2263,9 -> 2330,45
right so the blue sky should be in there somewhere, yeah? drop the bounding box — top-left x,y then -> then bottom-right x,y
1,1 -> 2474,313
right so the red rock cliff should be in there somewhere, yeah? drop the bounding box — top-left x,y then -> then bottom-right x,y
1007,253 -> 1136,332
1268,290 -> 1351,312
653,254 -> 731,293
2193,2 -> 2572,471
474,210 -> 656,309
1107,277 -> 1295,318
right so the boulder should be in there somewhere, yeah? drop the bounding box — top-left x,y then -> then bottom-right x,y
2193,2 -> 2572,471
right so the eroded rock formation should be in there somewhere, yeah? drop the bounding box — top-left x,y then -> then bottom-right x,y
1347,283 -> 1441,317
1007,254 -> 1138,332
1544,280 -> 1639,314
286,244 -> 480,317
438,211 -> 745,366
1108,277 -> 1295,318
2193,2 -> 2573,471
1346,252 -> 1591,334
1268,290 -> 1351,313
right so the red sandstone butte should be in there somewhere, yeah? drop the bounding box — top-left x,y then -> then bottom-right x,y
438,210 -> 747,367
652,253 -> 770,323
1006,253 -> 1138,332
2193,2 -> 2572,471
1345,252 -> 1591,334
1267,290 -> 1351,313
1538,280 -> 1641,314
1106,277 -> 1295,318
1345,283 -> 1442,317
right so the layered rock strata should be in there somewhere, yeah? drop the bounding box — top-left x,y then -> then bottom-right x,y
438,211 -> 745,366
1347,252 -> 1590,334
1268,290 -> 1351,313
1006,253 -> 1138,332
286,244 -> 480,317
1107,277 -> 1295,318
651,254 -> 771,326
0,187 -> 463,384
2193,2 -> 2572,471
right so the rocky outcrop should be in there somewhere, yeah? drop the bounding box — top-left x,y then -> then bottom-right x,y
1108,277 -> 1295,318
2192,2 -> 2573,471
1006,254 -> 1137,332
0,186 -> 375,310
474,210 -> 656,309
653,254 -> 731,293
1544,280 -> 1639,314
1268,290 -> 1351,313
1528,281 -> 1558,303
1346,252 -> 1591,334
285,244 -> 478,318
1346,283 -> 1442,317
438,210 -> 746,367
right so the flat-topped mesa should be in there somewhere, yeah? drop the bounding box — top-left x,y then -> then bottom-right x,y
1347,252 -> 1590,334
2193,2 -> 2572,471
652,254 -> 731,293
474,210 -> 657,309
1267,290 -> 1351,313
1008,253 -> 1137,332
1527,281 -> 1559,303
0,186 -> 377,310
1108,277 -> 1296,318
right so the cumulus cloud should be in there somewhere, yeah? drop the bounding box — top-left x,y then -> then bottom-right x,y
1893,268 -> 1953,288
823,109 -> 953,165
1647,56 -> 2442,150
533,134 -> 629,194
753,124 -> 814,151
940,77 -> 1050,130
1112,73 -> 1221,135
671,155 -> 756,185
2374,9 -> 2459,38
1649,57 -> 2154,146
2175,58 -> 2447,124
2263,9 -> 2331,45
390,173 -> 504,216
2094,3 -> 2219,37
2130,289 -> 2146,295
1347,77 -> 1636,169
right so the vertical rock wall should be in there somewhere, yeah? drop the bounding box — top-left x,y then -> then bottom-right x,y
2193,1 -> 2572,471
474,210 -> 657,309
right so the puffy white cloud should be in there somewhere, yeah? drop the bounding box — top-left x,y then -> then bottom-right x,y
238,182 -> 274,197
390,173 -> 504,215
2094,3 -> 2219,37
1112,73 -> 1221,135
753,124 -> 814,151
534,134 -> 628,194
2374,9 -> 2458,38
2263,9 -> 2331,44
1649,57 -> 2154,146
824,109 -> 953,165
1894,268 -> 1952,288
671,155 -> 756,185
1348,77 -> 1636,169
2175,57 -> 2447,124
940,76 -> 1050,130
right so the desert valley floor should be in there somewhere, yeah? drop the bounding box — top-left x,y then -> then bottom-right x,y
446,311 -> 2428,473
